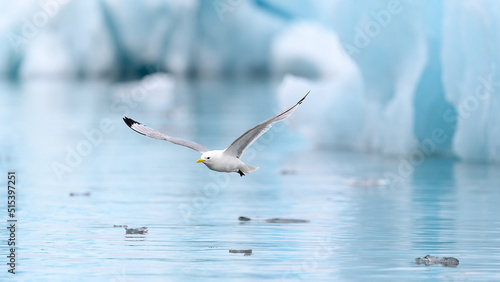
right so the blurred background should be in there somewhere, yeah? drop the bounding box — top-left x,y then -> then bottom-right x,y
1,0 -> 499,162
1,0 -> 500,281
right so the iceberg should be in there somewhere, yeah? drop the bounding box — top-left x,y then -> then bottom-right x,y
441,0 -> 500,162
274,13 -> 425,155
275,21 -> 368,152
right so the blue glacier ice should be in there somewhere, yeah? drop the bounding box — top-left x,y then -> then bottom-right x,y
441,0 -> 500,162
1,0 -> 498,162
275,0 -> 498,163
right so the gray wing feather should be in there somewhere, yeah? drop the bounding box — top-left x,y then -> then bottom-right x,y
123,117 -> 209,153
223,91 -> 309,158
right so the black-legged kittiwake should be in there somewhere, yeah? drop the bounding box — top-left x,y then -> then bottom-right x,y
123,92 -> 309,176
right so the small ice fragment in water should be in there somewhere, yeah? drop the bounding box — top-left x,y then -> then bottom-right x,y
238,216 -> 309,223
265,218 -> 309,223
124,226 -> 148,235
229,249 -> 252,254
344,178 -> 388,187
69,192 -> 91,197
280,169 -> 297,175
414,255 -> 459,266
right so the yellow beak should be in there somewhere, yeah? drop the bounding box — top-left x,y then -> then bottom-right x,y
196,159 -> 205,163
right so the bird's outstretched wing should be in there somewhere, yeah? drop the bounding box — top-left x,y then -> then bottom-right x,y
123,117 -> 209,153
223,91 -> 309,158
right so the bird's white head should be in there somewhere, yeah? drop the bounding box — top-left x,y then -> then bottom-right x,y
196,152 -> 214,164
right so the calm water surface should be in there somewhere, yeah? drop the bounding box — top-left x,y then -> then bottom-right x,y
1,79 -> 500,281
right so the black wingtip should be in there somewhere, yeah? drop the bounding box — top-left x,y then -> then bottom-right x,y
298,91 -> 310,104
123,117 -> 139,128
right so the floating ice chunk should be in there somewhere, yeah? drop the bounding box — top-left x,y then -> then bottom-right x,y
414,255 -> 459,267
124,226 -> 148,235
140,72 -> 176,97
69,192 -> 91,197
344,178 -> 388,187
239,216 -> 309,223
229,249 -> 252,256
229,249 -> 252,254
265,218 -> 309,223
280,169 -> 297,175
114,224 -> 148,235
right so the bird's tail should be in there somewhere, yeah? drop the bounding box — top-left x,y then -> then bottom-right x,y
242,164 -> 259,173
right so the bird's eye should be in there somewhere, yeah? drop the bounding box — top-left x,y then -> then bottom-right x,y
207,157 -> 210,159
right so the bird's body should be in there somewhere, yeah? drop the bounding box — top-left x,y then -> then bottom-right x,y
123,92 -> 309,176
197,150 -> 258,176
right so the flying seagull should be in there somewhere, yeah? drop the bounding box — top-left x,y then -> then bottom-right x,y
123,91 -> 309,176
